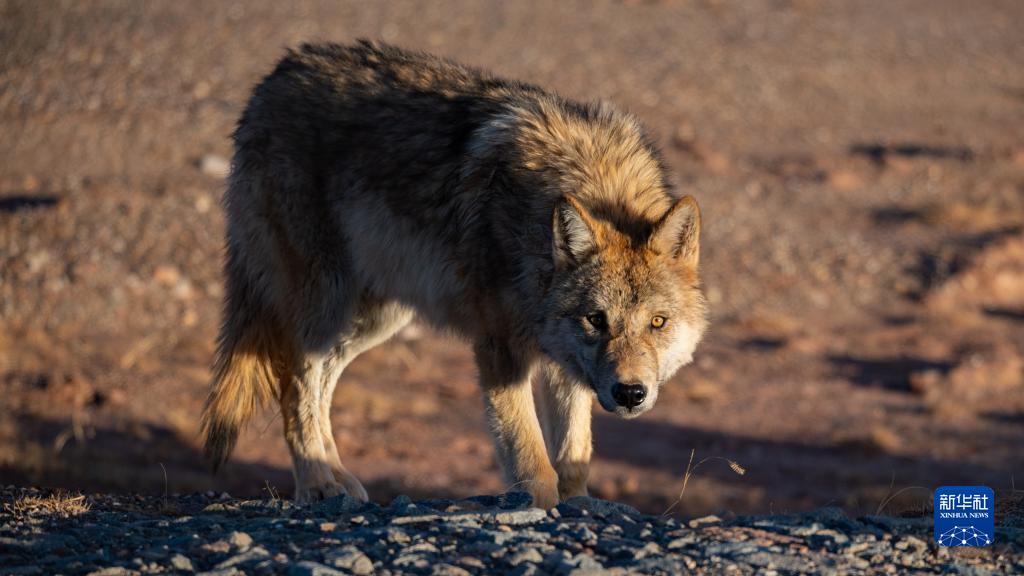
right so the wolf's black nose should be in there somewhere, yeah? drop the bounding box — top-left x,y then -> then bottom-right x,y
612,383 -> 647,408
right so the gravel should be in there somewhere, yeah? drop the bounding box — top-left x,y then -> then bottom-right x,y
2,487 -> 1023,575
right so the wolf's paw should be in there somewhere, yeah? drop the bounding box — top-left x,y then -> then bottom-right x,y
530,483 -> 560,510
525,468 -> 560,510
294,481 -> 346,504
333,469 -> 369,503
558,484 -> 588,501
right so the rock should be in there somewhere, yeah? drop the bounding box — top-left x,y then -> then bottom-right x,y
542,549 -> 572,570
85,569 -> 131,576
554,503 -> 583,518
153,265 -> 181,286
508,565 -> 540,576
493,508 -> 548,525
633,541 -> 662,560
808,528 -> 851,550
288,561 -> 347,576
194,193 -> 213,213
392,513 -> 443,525
385,527 -> 411,544
216,547 -> 269,569
227,531 -> 252,550
199,154 -> 231,178
565,525 -> 599,544
405,541 -> 439,554
563,497 -> 640,518
325,545 -> 374,575
508,547 -> 545,566
313,494 -> 368,515
667,534 -> 696,550
456,556 -> 487,570
199,540 -> 231,554
192,569 -> 239,576
895,535 -> 928,553
498,491 -> 535,509
393,553 -> 430,569
462,491 -> 534,510
688,514 -> 722,528
465,540 -> 504,556
389,494 -> 414,510
571,559 -> 606,575
201,502 -> 238,514
169,553 -> 194,572
21,174 -> 40,192
827,169 -> 864,191
431,564 -> 472,576
553,552 -> 606,575
5,489 -> 1022,574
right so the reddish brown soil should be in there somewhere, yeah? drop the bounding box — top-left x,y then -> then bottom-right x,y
2,0 -> 1023,518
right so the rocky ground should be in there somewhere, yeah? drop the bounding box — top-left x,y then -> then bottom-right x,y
2,487 -> 1023,575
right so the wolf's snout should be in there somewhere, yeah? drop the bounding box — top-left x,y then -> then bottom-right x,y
612,382 -> 647,409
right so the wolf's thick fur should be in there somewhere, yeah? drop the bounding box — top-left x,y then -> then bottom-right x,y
201,41 -> 708,508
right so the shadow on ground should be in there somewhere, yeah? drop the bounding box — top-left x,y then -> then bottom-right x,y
0,413 -> 477,504
593,414 -> 1014,517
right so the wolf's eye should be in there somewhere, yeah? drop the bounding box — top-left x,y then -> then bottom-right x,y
651,316 -> 667,329
585,312 -> 607,330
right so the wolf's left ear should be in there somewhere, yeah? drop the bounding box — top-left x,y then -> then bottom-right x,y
650,195 -> 700,267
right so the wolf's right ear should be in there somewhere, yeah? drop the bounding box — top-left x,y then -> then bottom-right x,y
552,196 -> 599,269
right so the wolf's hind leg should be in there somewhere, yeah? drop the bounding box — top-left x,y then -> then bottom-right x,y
316,299 -> 413,502
536,362 -> 593,500
280,352 -> 346,503
314,347 -> 368,502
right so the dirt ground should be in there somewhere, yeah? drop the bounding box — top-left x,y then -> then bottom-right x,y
2,0 -> 1023,518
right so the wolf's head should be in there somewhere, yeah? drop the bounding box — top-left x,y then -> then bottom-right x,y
538,195 -> 708,417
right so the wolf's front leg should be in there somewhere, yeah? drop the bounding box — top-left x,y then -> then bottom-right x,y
475,340 -> 559,509
536,363 -> 593,500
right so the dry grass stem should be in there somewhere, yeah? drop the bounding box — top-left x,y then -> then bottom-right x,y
661,449 -> 746,518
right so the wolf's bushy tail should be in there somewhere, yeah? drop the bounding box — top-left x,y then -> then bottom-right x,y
200,261 -> 288,470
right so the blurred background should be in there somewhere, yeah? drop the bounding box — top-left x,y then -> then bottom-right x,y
1,0 -> 1022,517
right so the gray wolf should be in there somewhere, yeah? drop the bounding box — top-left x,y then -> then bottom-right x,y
200,41 -> 708,509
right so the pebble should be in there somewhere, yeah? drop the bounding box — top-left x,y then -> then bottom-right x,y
288,561 -> 346,576
169,553 -> 194,571
199,154 -> 231,178
688,514 -> 722,528
314,494 -> 369,516
227,531 -> 252,550
508,547 -> 545,566
494,508 -> 548,525
199,540 -> 231,554
325,546 -> 373,575
215,546 -> 269,569
563,496 -> 640,517
431,565 -> 471,576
